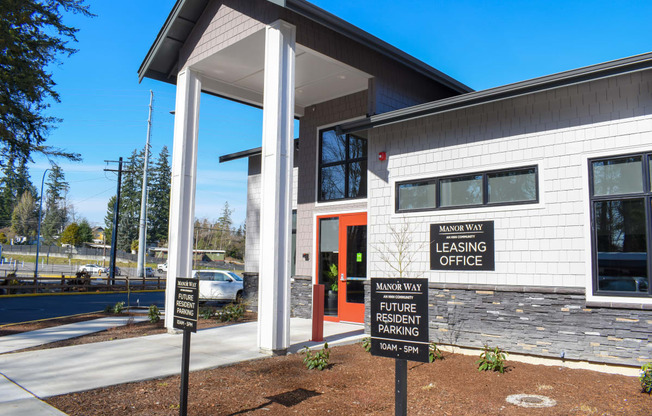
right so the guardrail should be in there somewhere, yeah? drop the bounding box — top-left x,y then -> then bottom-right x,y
0,273 -> 166,295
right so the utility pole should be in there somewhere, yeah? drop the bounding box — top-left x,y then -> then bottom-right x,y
104,158 -> 133,285
137,90 -> 154,278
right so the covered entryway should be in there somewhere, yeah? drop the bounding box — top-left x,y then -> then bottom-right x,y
316,212 -> 366,323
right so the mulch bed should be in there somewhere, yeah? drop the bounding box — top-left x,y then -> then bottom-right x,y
46,343 -> 650,415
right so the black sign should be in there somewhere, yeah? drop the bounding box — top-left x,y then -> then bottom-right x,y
370,278 -> 429,363
430,221 -> 494,271
173,277 -> 199,332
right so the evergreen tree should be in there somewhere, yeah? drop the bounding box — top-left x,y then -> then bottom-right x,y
0,0 -> 91,167
116,149 -> 143,252
77,219 -> 93,244
10,191 -> 38,239
0,157 -> 36,228
41,165 -> 68,244
148,146 -> 170,245
217,202 -> 233,250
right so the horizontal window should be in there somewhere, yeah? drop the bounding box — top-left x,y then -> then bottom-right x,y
396,166 -> 538,213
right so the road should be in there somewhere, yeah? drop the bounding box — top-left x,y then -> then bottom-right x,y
0,291 -> 165,325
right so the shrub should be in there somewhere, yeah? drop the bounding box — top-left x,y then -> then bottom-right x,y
113,301 -> 125,314
476,344 -> 507,373
104,304 -> 113,313
362,337 -> 371,353
302,342 -> 330,370
640,361 -> 652,394
200,306 -> 214,320
148,304 -> 161,323
429,342 -> 444,362
218,302 -> 246,322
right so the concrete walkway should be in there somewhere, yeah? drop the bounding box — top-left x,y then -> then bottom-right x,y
0,316 -> 148,354
0,318 -> 364,415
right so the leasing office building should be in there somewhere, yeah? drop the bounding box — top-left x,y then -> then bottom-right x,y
141,0 -> 652,366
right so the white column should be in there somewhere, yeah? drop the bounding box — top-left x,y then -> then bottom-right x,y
258,20 -> 296,354
164,68 -> 201,330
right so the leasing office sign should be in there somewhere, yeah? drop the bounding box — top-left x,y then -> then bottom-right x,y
430,221 -> 494,271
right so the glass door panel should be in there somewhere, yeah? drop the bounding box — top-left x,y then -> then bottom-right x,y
345,225 -> 366,304
318,217 -> 339,316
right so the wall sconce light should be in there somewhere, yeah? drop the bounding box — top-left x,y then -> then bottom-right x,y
302,253 -> 310,261
378,151 -> 387,161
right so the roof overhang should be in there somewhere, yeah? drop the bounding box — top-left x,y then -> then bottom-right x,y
339,52 -> 652,134
138,0 -> 472,96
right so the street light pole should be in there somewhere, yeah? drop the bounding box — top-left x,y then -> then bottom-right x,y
34,168 -> 50,278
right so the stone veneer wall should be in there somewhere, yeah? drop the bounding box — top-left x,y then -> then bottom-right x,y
364,282 -> 652,367
291,276 -> 313,318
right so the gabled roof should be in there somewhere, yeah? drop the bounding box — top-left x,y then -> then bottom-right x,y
138,0 -> 471,94
339,52 -> 652,134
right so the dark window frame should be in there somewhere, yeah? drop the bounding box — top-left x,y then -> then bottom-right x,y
395,165 -> 539,213
589,152 -> 652,298
318,129 -> 367,202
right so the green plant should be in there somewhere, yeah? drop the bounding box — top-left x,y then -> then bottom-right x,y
476,344 -> 507,373
200,306 -> 214,320
113,301 -> 125,314
429,342 -> 444,362
362,337 -> 371,353
640,361 -> 652,394
302,343 -> 330,370
148,304 -> 161,323
325,263 -> 338,291
218,302 -> 246,322
104,304 -> 113,313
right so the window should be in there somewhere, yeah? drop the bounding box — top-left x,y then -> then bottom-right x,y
319,129 -> 367,201
396,166 -> 538,212
590,153 -> 651,296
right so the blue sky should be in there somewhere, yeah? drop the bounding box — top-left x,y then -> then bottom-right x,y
29,0 -> 652,228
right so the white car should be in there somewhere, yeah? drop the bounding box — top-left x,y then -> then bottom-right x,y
193,270 -> 243,302
78,264 -> 107,275
157,262 -> 168,273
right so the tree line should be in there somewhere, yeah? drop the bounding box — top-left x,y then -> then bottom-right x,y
104,146 -> 171,252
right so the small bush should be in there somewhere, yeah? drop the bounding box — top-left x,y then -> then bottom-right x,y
113,301 -> 125,314
476,344 -> 507,373
199,306 -> 214,320
429,342 -> 444,362
362,337 -> 371,353
104,304 -> 113,314
148,304 -> 161,323
640,361 -> 652,394
302,342 -> 330,370
218,302 -> 246,322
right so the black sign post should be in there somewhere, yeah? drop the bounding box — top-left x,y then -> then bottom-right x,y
430,221 -> 495,271
173,277 -> 199,416
371,278 -> 429,416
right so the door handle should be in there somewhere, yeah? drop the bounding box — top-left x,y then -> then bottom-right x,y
340,273 -> 345,282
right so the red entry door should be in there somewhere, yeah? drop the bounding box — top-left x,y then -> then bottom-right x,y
317,212 -> 367,323
337,213 -> 367,322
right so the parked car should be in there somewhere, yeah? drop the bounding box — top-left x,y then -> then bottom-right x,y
157,262 -> 168,273
77,264 -> 107,275
145,267 -> 155,277
193,270 -> 243,302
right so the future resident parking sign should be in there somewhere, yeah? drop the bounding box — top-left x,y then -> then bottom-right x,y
370,278 -> 429,363
430,221 -> 495,271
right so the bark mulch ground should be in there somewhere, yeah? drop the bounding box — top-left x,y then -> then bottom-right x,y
46,343 -> 651,416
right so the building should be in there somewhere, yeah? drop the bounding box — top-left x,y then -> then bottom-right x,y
141,0 -> 652,366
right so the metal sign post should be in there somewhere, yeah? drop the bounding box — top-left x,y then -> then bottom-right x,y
173,278 -> 199,416
370,278 -> 429,416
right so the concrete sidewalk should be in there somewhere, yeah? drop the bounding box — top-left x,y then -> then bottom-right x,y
0,316 -> 148,354
0,318 -> 364,415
